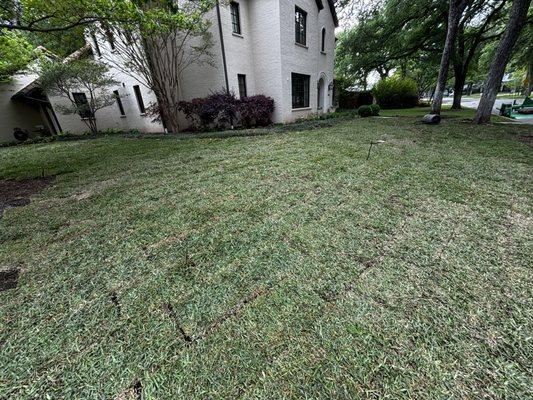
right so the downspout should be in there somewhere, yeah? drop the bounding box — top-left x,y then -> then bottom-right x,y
215,0 -> 230,94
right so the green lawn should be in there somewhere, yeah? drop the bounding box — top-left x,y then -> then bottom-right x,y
1,112 -> 532,399
380,105 -> 508,120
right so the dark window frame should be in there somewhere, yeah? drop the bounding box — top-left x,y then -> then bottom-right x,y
72,92 -> 93,119
91,33 -> 101,57
122,29 -> 134,44
113,90 -> 126,116
230,2 -> 241,35
237,74 -> 247,98
104,27 -> 115,51
295,7 -> 307,46
133,85 -> 146,114
321,27 -> 326,52
291,73 -> 310,109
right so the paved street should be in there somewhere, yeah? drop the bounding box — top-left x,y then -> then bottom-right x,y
443,96 -> 533,124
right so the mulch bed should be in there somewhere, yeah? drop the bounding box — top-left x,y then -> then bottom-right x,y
0,176 -> 55,219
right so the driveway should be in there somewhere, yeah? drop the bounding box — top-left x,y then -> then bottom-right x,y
443,96 -> 533,124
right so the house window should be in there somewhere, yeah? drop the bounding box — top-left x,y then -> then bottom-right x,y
91,33 -> 101,57
113,90 -> 126,116
72,92 -> 92,119
238,74 -> 247,98
295,7 -> 307,45
230,2 -> 241,34
321,28 -> 326,52
122,29 -> 133,44
105,27 -> 115,50
133,85 -> 145,114
291,73 -> 310,109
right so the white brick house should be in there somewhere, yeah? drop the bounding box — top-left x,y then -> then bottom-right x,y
1,0 -> 338,141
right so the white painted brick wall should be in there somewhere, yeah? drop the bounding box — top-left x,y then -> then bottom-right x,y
48,0 -> 336,133
49,31 -> 164,134
0,72 -> 45,143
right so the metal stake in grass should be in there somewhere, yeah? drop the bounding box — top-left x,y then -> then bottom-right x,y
366,140 -> 385,160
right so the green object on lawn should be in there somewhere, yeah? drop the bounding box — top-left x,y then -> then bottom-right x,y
500,103 -> 513,117
512,96 -> 533,110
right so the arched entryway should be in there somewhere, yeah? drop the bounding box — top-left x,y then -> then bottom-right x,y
317,77 -> 325,111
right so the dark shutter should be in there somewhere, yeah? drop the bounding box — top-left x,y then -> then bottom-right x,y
133,85 -> 146,114
113,90 -> 126,116
91,33 -> 101,57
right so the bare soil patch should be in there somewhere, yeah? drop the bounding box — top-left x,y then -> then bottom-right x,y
0,265 -> 20,292
0,176 -> 55,219
517,134 -> 533,145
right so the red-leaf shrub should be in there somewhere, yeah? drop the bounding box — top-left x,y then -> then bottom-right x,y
178,91 -> 275,131
178,98 -> 208,128
239,95 -> 275,128
202,90 -> 239,128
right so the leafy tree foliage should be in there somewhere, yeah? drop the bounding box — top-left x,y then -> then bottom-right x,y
26,27 -> 86,58
450,0 -> 511,108
0,29 -> 34,81
93,0 -> 216,133
2,0 -> 218,133
0,0 -> 126,32
335,0 -> 447,87
39,60 -> 119,133
373,76 -> 419,108
336,0 -> 531,115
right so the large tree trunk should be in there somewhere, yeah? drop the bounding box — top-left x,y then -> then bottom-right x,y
474,0 -> 531,123
431,0 -> 468,115
451,0 -> 509,111
526,60 -> 533,96
452,71 -> 466,109
143,37 -> 181,134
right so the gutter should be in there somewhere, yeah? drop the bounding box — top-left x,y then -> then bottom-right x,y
215,0 -> 230,94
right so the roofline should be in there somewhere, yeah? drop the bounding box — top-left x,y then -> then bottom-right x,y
315,0 -> 339,28
327,0 -> 339,27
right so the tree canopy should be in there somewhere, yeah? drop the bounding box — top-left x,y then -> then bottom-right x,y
336,0 -> 532,104
0,29 -> 34,81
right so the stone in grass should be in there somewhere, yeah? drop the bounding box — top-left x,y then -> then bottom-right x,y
0,265 -> 20,292
422,114 -> 442,125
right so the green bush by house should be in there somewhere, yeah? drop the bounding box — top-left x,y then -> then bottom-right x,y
357,105 -> 372,117
373,76 -> 418,109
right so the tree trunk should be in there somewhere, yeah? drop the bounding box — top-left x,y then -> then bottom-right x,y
474,0 -> 531,124
143,38 -> 181,134
526,60 -> 533,96
452,66 -> 466,109
82,116 -> 98,134
431,0 -> 468,115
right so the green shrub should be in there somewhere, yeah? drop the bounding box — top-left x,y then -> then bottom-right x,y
358,105 -> 372,118
370,104 -> 380,116
372,76 -> 418,109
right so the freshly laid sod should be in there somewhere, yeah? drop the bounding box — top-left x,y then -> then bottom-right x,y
0,112 -> 532,399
